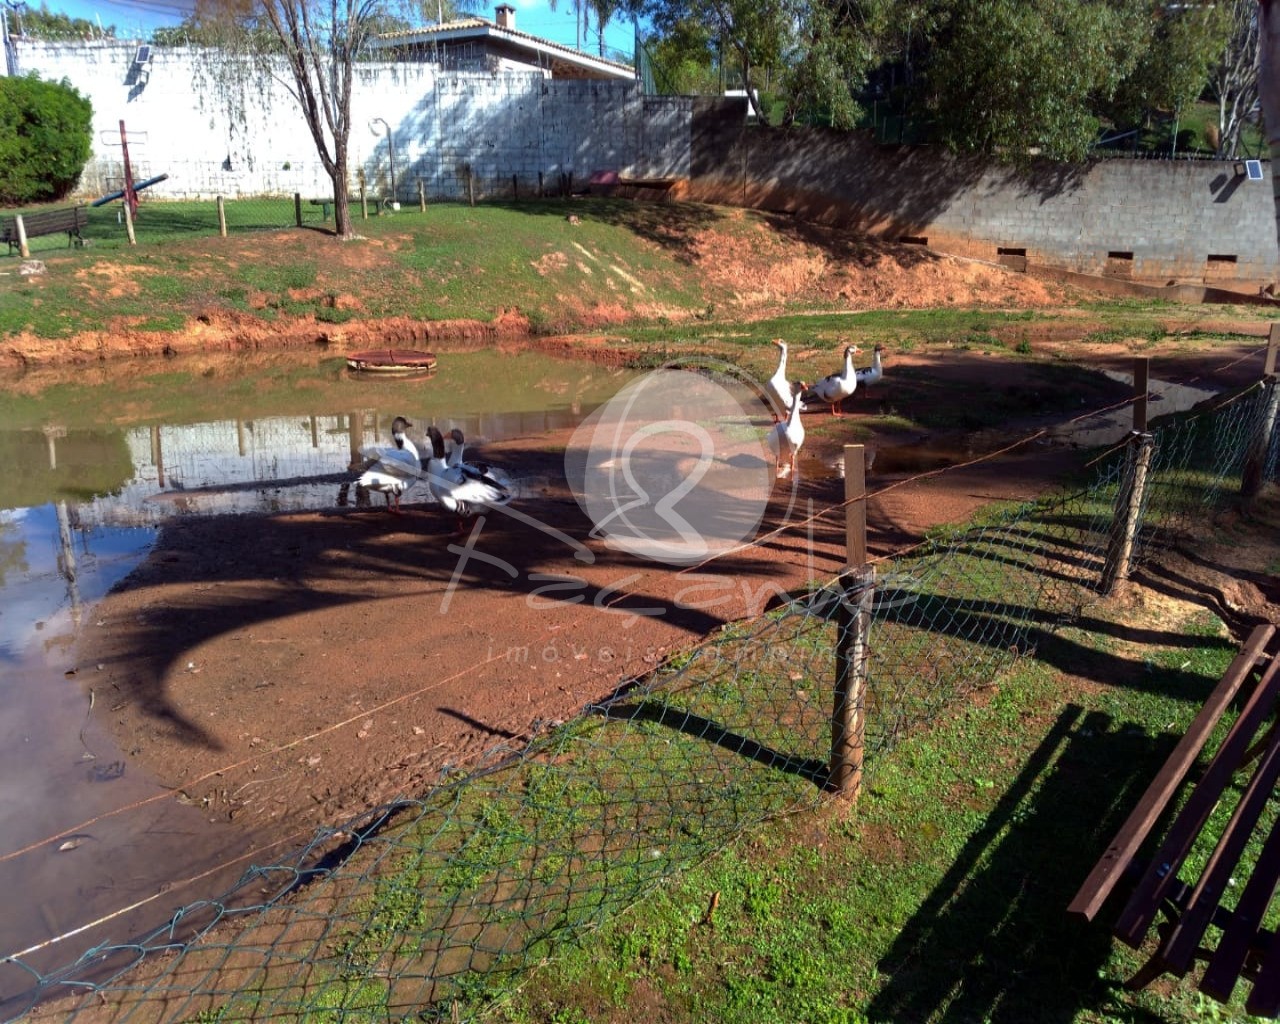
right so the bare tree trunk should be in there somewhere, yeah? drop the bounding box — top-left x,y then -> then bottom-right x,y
332,141 -> 353,239
1260,1 -> 1280,264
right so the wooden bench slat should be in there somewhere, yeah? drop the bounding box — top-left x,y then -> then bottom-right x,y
1068,623 -> 1277,922
1115,647 -> 1280,947
1203,814 -> 1280,1004
1162,717 -> 1280,973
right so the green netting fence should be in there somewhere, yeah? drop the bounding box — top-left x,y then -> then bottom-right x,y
1,368 -> 1276,1024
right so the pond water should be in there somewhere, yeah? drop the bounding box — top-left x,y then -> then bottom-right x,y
0,348 -> 639,1005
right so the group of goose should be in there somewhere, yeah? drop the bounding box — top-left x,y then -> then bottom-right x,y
767,340 -> 886,477
354,417 -> 512,529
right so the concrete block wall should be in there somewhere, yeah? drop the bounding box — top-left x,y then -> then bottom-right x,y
687,121 -> 1278,288
12,41 -> 689,203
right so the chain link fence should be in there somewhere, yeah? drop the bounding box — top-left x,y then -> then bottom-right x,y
1,368 -> 1276,1024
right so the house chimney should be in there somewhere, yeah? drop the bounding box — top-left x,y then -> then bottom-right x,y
495,4 -> 515,29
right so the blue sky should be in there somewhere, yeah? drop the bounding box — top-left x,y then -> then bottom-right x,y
26,0 -> 640,56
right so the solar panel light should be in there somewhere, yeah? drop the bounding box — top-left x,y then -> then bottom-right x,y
1234,159 -> 1264,181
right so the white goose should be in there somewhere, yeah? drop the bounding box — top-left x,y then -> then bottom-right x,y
855,344 -> 885,388
425,425 -> 513,532
802,344 -> 861,416
356,415 -> 421,514
767,383 -> 806,477
767,338 -> 805,417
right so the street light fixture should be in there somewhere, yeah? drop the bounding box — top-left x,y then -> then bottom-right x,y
370,117 -> 397,207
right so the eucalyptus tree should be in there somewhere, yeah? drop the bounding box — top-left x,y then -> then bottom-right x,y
1207,0 -> 1264,159
1100,1 -> 1232,153
1260,0 -> 1280,254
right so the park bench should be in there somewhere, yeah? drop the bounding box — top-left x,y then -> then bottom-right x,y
1,204 -> 88,254
1070,622 -> 1280,1015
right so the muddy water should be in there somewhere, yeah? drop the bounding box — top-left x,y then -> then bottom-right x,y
0,348 -> 639,1005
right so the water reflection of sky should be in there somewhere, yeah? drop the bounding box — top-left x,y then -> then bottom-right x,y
0,505 -> 154,665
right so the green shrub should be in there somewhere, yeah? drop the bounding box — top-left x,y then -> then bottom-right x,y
0,74 -> 93,205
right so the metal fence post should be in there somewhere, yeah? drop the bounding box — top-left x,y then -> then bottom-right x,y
1242,326 -> 1280,500
360,184 -> 368,220
216,195 -> 227,237
14,215 -> 29,258
831,444 -> 875,800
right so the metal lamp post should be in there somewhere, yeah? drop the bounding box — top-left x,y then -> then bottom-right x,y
370,117 -> 397,207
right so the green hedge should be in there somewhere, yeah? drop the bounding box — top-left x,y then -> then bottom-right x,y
0,73 -> 93,206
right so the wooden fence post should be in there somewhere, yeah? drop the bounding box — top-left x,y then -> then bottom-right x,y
538,171 -> 544,197
1100,431 -> 1156,594
1133,356 -> 1149,433
831,444 -> 875,800
418,178 -> 426,212
512,173 -> 518,199
122,200 -> 137,246
216,195 -> 227,237
14,215 -> 29,258
360,184 -> 368,220
1242,326 -> 1280,501
294,192 -> 303,228
467,167 -> 475,207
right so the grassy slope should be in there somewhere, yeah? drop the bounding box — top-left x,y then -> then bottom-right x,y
492,603 -> 1263,1024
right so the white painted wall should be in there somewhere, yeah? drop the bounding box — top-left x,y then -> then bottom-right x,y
13,40 -> 691,201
